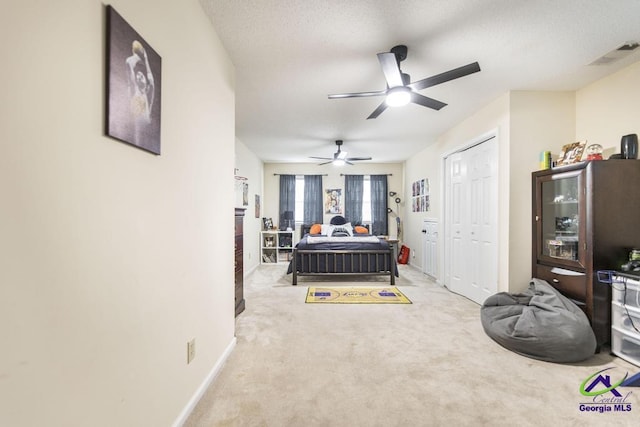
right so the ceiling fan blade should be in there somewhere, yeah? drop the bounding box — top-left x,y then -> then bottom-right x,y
411,93 -> 447,110
345,157 -> 372,161
345,161 -> 355,165
408,62 -> 481,91
328,90 -> 386,99
377,52 -> 404,88
310,156 -> 333,160
367,102 -> 388,119
317,161 -> 333,165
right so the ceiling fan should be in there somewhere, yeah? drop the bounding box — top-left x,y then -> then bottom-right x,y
310,140 -> 372,166
328,45 -> 481,119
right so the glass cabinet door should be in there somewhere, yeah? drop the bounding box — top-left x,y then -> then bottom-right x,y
536,169 -> 586,269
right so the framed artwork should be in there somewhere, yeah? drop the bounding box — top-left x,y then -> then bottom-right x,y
242,182 -> 249,206
325,189 -> 342,214
262,217 -> 273,230
255,195 -> 260,218
106,6 -> 162,154
411,178 -> 430,212
557,141 -> 586,166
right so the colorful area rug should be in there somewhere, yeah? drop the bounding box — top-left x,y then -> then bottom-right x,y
305,287 -> 411,304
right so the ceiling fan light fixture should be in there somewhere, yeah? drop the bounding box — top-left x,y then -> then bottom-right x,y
310,140 -> 373,165
385,86 -> 411,107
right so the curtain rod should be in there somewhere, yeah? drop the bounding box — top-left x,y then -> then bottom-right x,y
272,173 -> 392,176
340,173 -> 393,176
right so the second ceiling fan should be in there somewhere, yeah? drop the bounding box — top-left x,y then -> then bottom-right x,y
328,45 -> 481,119
310,140 -> 372,166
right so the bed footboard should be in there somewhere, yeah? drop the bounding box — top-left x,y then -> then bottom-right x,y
291,248 -> 396,286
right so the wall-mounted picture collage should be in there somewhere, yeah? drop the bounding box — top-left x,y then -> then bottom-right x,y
411,178 -> 430,212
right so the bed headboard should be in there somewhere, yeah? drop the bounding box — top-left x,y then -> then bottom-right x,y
300,223 -> 370,239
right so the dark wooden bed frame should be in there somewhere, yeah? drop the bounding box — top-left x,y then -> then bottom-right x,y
291,224 -> 396,286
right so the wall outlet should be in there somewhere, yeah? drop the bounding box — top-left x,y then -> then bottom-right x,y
187,338 -> 196,364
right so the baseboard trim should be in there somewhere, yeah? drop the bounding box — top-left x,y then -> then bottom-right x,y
405,262 -> 440,285
172,336 -> 237,427
245,262 -> 259,277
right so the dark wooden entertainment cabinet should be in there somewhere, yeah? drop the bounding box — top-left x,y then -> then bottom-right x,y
531,160 -> 640,348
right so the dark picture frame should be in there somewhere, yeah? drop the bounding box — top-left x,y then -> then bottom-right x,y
106,6 -> 162,154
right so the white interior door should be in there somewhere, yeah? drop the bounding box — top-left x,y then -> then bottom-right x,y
444,136 -> 498,305
422,219 -> 438,279
447,152 -> 466,294
466,139 -> 498,303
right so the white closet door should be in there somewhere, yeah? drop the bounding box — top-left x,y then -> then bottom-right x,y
447,151 -> 466,295
466,140 -> 498,303
445,136 -> 498,305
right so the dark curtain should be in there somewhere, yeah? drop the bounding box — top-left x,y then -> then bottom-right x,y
344,175 -> 363,225
279,175 -> 296,230
304,175 -> 323,224
370,175 -> 388,235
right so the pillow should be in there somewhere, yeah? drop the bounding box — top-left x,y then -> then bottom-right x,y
330,215 -> 347,225
331,223 -> 353,237
331,228 -> 350,237
309,224 -> 322,235
320,224 -> 333,236
354,226 -> 369,234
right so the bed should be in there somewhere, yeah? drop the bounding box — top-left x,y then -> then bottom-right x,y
286,219 -> 398,286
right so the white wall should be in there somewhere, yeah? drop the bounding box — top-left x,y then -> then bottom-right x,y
235,138 -> 264,274
508,91 -> 575,289
0,1 -> 236,426
263,163 -> 404,239
576,60 -> 640,154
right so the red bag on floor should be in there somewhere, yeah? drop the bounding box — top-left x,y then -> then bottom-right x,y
397,245 -> 410,264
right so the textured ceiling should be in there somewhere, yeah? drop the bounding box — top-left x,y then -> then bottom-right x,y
201,0 -> 640,163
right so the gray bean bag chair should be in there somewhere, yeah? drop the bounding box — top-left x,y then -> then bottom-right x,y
481,278 -> 596,363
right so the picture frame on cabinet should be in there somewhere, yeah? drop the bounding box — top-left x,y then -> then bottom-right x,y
556,141 -> 586,166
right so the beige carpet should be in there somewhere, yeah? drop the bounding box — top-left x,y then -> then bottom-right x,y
185,265 -> 639,426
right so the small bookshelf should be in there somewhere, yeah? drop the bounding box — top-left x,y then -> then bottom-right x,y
260,230 -> 295,264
